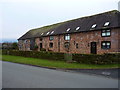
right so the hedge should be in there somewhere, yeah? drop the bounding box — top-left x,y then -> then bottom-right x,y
2,50 -> 65,61
2,50 -> 120,64
72,53 -> 120,64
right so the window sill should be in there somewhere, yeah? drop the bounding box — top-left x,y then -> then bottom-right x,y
101,36 -> 111,37
101,48 -> 111,50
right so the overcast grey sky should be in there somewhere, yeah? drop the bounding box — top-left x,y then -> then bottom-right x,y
0,0 -> 120,42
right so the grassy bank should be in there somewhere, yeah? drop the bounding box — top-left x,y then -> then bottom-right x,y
1,55 -> 119,69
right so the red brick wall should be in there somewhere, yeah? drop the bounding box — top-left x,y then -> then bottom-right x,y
19,28 -> 120,54
18,39 -> 30,51
49,29 -> 119,54
35,36 -> 59,52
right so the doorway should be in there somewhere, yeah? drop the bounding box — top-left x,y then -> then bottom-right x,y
91,42 -> 97,54
40,43 -> 42,50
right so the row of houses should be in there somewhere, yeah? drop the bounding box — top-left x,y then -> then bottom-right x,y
18,10 -> 120,54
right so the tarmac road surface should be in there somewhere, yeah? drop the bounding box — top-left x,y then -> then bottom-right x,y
2,61 -> 118,88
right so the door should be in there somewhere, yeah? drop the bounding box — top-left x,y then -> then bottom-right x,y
91,42 -> 97,54
30,38 -> 35,50
40,43 -> 42,50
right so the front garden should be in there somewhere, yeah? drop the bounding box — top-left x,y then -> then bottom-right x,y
1,55 -> 119,69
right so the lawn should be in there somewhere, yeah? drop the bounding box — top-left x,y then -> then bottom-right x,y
1,55 -> 119,69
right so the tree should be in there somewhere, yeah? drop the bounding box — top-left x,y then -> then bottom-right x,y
34,44 -> 38,50
12,42 -> 18,50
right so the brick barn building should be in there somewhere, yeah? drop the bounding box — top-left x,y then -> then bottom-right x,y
18,10 -> 120,54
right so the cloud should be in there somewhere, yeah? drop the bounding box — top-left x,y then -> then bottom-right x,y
1,0 -> 120,3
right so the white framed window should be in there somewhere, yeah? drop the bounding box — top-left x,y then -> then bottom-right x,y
104,22 -> 110,26
91,24 -> 97,28
66,28 -> 70,32
76,27 -> 80,30
101,41 -> 111,49
49,36 -> 54,40
51,31 -> 54,34
64,34 -> 70,40
46,32 -> 50,35
41,33 -> 43,35
101,29 -> 111,37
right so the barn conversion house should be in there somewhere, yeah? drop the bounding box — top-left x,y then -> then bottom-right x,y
18,10 -> 120,54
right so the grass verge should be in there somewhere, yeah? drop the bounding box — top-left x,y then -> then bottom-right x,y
1,55 -> 119,69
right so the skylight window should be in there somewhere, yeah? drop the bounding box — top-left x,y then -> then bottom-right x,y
92,24 -> 97,28
76,27 -> 80,30
66,28 -> 70,32
41,33 -> 43,35
51,31 -> 54,34
46,32 -> 50,35
104,22 -> 110,26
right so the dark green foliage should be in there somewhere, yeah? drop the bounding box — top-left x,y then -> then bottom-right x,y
64,53 -> 72,62
2,50 -> 65,61
34,44 -> 38,50
12,42 -> 18,50
72,53 -> 120,64
40,48 -> 46,51
2,50 -> 119,64
2,42 -> 18,50
2,50 -> 8,55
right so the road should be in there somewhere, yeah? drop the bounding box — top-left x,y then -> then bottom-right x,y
2,61 -> 118,88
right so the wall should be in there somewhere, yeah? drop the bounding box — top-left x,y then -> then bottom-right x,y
35,36 -> 59,52
18,39 -> 30,51
19,28 -> 120,54
50,29 -> 119,54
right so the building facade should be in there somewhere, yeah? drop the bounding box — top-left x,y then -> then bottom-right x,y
18,10 -> 120,54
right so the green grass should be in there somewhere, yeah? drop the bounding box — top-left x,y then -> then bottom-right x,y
1,55 -> 119,69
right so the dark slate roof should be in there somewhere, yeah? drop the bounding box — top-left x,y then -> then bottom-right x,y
18,10 -> 120,40
18,23 -> 64,40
